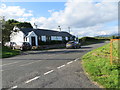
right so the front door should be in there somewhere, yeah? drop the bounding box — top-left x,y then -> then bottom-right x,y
31,37 -> 36,46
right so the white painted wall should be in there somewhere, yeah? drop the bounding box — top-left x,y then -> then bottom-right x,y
10,31 -> 25,45
51,36 -> 62,41
10,31 -> 38,46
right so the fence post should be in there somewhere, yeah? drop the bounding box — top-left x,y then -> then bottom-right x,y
110,39 -> 113,65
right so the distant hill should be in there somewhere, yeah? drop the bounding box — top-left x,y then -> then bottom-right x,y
96,33 -> 120,37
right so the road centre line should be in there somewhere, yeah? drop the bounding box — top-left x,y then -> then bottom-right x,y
57,64 -> 65,69
10,58 -> 80,88
1,61 -> 21,66
0,70 -> 3,72
11,85 -> 18,89
25,76 -> 40,84
74,58 -> 79,61
44,70 -> 54,75
20,60 -> 41,66
67,61 -> 73,65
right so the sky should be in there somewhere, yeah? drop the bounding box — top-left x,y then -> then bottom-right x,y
0,0 -> 119,37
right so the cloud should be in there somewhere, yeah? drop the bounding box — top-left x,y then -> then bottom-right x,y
29,0 -> 118,37
48,9 -> 55,13
71,24 -> 118,37
52,0 -> 117,28
0,4 -> 33,21
1,0 -> 118,37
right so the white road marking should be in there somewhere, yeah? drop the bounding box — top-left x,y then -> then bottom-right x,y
74,58 -> 79,61
25,76 -> 40,84
57,64 -> 65,69
11,85 -> 18,89
67,61 -> 73,65
1,61 -> 21,66
48,54 -> 54,56
20,60 -> 41,67
0,70 -> 3,72
44,70 -> 54,75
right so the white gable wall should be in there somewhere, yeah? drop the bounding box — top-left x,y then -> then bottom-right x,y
10,31 -> 25,45
27,31 -> 38,46
10,31 -> 38,46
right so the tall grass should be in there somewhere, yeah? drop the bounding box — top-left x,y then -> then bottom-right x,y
82,40 -> 119,88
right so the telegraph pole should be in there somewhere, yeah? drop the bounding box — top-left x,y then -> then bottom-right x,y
68,27 -> 70,34
0,16 -> 5,29
0,16 -> 5,44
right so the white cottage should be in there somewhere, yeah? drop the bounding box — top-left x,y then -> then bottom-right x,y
10,26 -> 76,46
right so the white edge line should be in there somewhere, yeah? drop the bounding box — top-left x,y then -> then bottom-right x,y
67,61 -> 73,65
44,70 -> 54,75
11,85 -> 18,89
57,64 -> 65,69
25,76 -> 40,84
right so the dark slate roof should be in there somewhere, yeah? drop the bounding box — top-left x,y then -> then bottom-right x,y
20,28 -> 74,37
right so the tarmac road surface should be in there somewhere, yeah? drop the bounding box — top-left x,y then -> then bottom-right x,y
2,42 -> 108,89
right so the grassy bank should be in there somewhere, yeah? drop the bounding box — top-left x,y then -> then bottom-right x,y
82,40 -> 119,88
1,46 -> 20,58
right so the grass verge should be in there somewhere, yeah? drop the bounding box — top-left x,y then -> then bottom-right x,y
82,41 -> 119,88
1,46 -> 20,58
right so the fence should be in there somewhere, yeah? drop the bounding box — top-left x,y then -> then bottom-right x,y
110,39 -> 120,65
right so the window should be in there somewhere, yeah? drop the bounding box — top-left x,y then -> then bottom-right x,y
51,36 -> 62,41
39,36 -> 41,40
65,37 -> 68,41
26,37 -> 27,41
24,37 -> 25,41
41,36 -> 46,42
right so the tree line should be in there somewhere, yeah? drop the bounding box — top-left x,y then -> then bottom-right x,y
1,19 -> 33,45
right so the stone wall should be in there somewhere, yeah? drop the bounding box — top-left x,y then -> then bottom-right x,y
32,44 -> 66,50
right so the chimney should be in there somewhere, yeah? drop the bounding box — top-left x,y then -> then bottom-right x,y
58,25 -> 61,32
34,23 -> 37,29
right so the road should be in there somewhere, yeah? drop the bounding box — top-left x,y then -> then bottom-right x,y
2,42 -> 108,89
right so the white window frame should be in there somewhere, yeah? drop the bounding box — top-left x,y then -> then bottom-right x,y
51,36 -> 62,41
41,36 -> 46,42
65,37 -> 68,41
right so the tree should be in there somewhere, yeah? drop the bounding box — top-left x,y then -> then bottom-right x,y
17,22 -> 33,28
7,19 -> 33,28
2,21 -> 14,44
2,19 -> 33,45
7,19 -> 19,24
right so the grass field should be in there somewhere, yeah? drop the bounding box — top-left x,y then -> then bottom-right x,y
79,37 -> 107,46
1,46 -> 20,58
82,40 -> 120,88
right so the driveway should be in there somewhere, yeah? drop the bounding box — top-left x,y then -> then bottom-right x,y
2,42 -> 108,89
